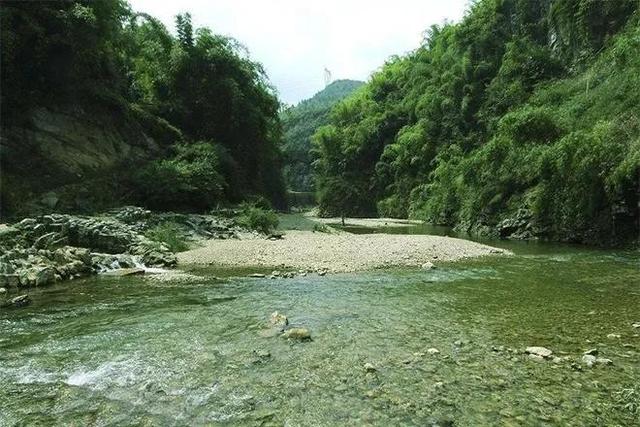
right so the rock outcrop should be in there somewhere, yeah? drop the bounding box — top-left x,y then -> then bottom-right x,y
0,211 -> 177,297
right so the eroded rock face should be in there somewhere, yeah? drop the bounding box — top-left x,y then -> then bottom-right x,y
0,211 -> 178,295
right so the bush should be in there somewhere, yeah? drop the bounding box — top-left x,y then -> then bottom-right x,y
145,222 -> 189,252
134,141 -> 227,211
236,204 -> 279,234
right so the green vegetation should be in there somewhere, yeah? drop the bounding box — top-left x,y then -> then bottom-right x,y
314,0 -> 640,244
281,80 -> 363,191
133,142 -> 227,211
236,203 -> 279,234
1,1 -> 286,216
145,222 -> 189,252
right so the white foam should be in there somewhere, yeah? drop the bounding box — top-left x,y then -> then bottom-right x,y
66,359 -> 141,390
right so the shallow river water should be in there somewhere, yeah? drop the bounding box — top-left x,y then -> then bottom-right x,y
1,232 -> 639,426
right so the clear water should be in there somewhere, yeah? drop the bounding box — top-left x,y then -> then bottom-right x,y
1,237 -> 639,425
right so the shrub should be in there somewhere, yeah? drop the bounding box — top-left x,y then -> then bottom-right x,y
134,141 -> 227,211
236,204 -> 279,234
145,222 -> 189,252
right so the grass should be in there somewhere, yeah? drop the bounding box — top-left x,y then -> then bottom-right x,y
145,222 -> 189,252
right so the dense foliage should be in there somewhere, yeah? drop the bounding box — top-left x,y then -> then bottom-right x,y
280,80 -> 363,191
1,1 -> 286,213
314,0 -> 640,244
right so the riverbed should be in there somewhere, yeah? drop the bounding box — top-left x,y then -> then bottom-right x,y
1,227 -> 639,425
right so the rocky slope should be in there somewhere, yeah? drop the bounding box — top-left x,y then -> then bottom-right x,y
0,105 -> 178,217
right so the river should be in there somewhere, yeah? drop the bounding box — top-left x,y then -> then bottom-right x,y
1,225 -> 638,425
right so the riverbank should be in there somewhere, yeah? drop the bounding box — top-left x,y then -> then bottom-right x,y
177,229 -> 509,273
1,208 -> 509,307
0,207 -> 248,304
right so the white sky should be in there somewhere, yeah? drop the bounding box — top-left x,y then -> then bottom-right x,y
127,0 -> 470,105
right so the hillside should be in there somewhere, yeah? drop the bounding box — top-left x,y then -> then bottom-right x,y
313,0 -> 640,245
0,1 -> 286,218
281,79 -> 363,191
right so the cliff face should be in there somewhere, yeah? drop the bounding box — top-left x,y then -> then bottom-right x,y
0,105 -> 164,218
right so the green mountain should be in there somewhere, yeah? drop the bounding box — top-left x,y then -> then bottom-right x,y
313,0 -> 640,245
281,79 -> 364,191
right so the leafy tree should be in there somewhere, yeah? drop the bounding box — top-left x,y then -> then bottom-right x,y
313,0 -> 640,243
1,0 -> 287,215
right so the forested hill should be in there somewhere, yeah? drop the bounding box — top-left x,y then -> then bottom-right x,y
314,0 -> 640,245
281,79 -> 363,191
0,1 -> 286,217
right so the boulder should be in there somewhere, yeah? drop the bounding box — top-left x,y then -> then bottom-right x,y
281,327 -> 311,341
426,348 -> 440,355
364,363 -> 377,373
525,346 -> 553,358
269,311 -> 288,327
2,294 -> 31,308
34,232 -> 67,249
0,273 -> 19,288
0,287 -> 6,294
140,250 -> 177,268
0,225 -> 20,246
253,349 -> 271,359
34,266 -> 56,286
421,261 -> 435,270
18,269 -> 37,287
583,348 -> 598,356
582,354 -> 597,368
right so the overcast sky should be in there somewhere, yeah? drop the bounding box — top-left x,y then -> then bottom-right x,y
128,0 -> 470,105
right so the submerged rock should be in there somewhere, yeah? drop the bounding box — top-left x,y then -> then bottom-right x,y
281,327 -> 311,341
525,346 -> 553,358
583,348 -> 598,356
103,268 -> 145,277
426,348 -> 440,355
251,349 -> 271,363
364,363 -> 377,373
421,261 -> 435,270
596,357 -> 613,366
269,311 -> 288,328
582,354 -> 597,367
2,294 -> 31,308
